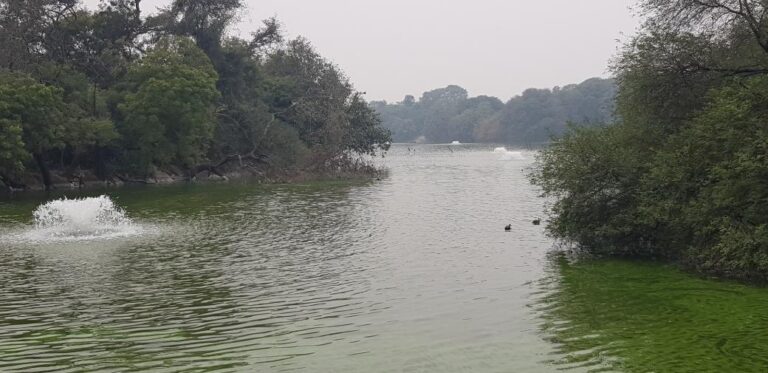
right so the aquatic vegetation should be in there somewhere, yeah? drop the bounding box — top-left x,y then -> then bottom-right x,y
536,254 -> 768,372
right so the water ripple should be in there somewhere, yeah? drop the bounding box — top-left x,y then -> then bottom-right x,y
0,144 -> 554,372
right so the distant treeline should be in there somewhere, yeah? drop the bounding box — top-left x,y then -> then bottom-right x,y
371,78 -> 615,144
533,0 -> 768,281
0,0 -> 390,190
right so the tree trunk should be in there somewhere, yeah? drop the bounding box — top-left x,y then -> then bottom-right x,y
34,152 -> 53,191
95,146 -> 107,180
92,85 -> 97,116
0,173 -> 27,191
188,150 -> 269,180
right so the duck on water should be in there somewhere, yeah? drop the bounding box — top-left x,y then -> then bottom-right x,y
504,219 -> 540,231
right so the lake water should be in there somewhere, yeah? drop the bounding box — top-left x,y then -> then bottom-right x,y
1,144 -> 767,372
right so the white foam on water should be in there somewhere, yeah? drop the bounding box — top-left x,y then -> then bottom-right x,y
494,147 -> 527,161
21,195 -> 142,242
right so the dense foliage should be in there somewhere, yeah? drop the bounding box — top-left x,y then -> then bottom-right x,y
371,78 -> 615,144
0,0 -> 390,190
532,0 -> 768,280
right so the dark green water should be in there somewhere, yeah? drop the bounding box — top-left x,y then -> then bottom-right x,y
536,255 -> 768,372
0,144 -> 767,372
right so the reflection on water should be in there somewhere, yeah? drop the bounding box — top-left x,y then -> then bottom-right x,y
534,253 -> 768,372
0,144 -> 555,372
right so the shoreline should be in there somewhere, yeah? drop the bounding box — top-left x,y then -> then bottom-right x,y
0,166 -> 387,196
553,246 -> 768,287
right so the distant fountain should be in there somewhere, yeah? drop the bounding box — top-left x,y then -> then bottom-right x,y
26,195 -> 140,242
493,147 -> 526,161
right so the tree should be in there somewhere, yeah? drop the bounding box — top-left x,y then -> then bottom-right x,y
149,0 -> 242,67
118,37 -> 219,174
0,0 -> 80,71
375,79 -> 614,144
641,0 -> 768,58
209,28 -> 282,164
0,118 -> 28,184
642,76 -> 768,278
531,123 -> 653,257
0,70 -> 67,189
0,1 -> 391,186
531,0 -> 768,281
263,37 -> 389,164
344,92 -> 391,156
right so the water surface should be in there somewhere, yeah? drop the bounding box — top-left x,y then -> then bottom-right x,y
536,255 -> 768,372
0,144 -> 553,372
2,144 -> 768,372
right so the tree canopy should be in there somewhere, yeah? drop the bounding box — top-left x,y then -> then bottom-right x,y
372,78 -> 615,144
0,0 -> 390,189
532,0 -> 768,281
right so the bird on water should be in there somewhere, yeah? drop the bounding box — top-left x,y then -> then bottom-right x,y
504,224 -> 511,231
532,218 -> 541,225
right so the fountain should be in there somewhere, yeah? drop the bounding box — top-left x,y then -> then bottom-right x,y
25,195 -> 141,242
493,147 -> 526,161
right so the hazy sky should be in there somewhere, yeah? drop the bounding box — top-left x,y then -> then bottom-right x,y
85,0 -> 641,102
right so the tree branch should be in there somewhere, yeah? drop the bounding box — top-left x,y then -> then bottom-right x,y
685,61 -> 768,76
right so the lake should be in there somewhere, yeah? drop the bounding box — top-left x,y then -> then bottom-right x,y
1,144 -> 767,372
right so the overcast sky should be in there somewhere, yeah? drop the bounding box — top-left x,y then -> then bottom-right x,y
86,0 -> 642,102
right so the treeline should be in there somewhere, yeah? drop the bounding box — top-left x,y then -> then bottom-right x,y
533,0 -> 768,281
371,78 -> 615,144
0,0 -> 390,190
